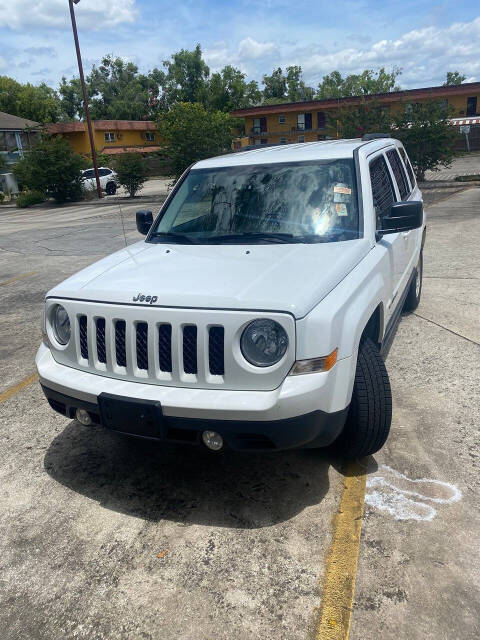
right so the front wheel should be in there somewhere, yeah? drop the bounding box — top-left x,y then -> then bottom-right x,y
403,251 -> 423,312
333,338 -> 392,458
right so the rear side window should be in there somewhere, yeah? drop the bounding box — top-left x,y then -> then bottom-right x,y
398,146 -> 416,187
386,149 -> 409,200
98,168 -> 111,177
369,155 -> 395,227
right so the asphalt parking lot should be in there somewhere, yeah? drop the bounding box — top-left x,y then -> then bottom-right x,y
0,187 -> 479,639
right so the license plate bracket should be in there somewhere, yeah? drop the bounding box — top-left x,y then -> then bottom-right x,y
98,393 -> 163,438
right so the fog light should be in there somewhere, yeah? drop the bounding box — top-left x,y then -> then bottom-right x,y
202,430 -> 223,451
75,408 -> 92,426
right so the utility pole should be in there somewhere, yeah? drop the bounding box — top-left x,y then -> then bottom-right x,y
68,0 -> 102,198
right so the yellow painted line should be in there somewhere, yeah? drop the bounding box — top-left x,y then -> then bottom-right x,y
315,460 -> 367,640
0,373 -> 39,404
0,271 -> 37,287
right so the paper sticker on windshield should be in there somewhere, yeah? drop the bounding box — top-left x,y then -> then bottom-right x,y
334,185 -> 351,195
336,203 -> 348,216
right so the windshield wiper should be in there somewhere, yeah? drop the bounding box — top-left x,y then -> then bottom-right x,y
150,232 -> 197,244
206,232 -> 302,244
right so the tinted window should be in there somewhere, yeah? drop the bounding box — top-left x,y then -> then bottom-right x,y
82,169 -> 95,179
398,147 -> 416,187
98,169 -> 111,177
386,149 -> 409,200
151,159 -> 360,244
370,155 -> 395,228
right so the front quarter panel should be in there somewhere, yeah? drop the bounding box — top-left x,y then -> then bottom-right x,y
296,244 -> 390,362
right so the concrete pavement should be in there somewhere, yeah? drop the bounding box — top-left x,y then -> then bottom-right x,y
0,187 -> 479,639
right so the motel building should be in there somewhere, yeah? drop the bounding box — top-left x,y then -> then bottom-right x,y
231,81 -> 480,150
47,120 -> 162,157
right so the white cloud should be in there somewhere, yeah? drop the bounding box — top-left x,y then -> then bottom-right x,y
0,0 -> 138,31
299,18 -> 480,87
238,37 -> 278,60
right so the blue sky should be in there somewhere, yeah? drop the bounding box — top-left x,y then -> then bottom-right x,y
0,0 -> 479,91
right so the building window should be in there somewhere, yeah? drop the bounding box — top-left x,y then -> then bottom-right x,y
280,137 -> 287,144
145,132 -> 155,142
279,114 -> 286,124
253,117 -> 267,134
104,132 -> 115,142
466,97 -> 478,117
298,135 -> 305,143
297,113 -> 305,130
317,112 -> 326,129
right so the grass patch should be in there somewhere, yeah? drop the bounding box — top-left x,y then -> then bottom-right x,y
16,190 -> 46,208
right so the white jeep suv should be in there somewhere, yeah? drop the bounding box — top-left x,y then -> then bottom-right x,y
37,136 -> 425,457
81,167 -> 118,195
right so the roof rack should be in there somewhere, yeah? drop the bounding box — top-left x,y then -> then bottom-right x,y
361,133 -> 392,141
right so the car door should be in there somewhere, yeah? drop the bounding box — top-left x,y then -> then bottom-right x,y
386,147 -> 418,286
369,152 -> 405,316
397,144 -> 423,271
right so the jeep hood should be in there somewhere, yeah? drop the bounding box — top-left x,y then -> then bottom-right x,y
49,238 -> 371,318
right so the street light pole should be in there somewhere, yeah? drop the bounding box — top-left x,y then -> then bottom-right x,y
68,0 -> 102,198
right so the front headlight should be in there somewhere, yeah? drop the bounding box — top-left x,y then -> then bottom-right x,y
52,304 -> 71,345
240,319 -> 288,367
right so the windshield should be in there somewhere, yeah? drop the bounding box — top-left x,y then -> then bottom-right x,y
149,159 -> 360,244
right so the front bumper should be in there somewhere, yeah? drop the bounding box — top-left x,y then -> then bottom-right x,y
36,343 -> 354,451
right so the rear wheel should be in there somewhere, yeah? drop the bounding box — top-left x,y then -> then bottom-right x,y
403,251 -> 422,312
333,338 -> 392,458
106,182 -> 117,195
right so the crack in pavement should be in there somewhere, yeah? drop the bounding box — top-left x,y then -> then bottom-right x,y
412,312 -> 480,347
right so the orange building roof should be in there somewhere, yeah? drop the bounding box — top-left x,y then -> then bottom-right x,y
48,120 -> 156,133
231,81 -> 480,117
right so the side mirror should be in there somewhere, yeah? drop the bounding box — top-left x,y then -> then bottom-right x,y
136,210 -> 153,235
380,201 -> 423,235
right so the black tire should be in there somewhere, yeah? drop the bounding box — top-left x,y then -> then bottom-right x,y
403,251 -> 422,312
333,338 -> 392,458
105,182 -> 117,195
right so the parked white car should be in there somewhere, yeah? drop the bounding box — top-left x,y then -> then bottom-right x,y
81,167 -> 118,195
37,136 -> 425,457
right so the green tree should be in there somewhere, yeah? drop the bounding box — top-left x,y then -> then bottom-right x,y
157,102 -> 234,179
285,66 -> 315,102
443,71 -> 466,86
59,55 -> 163,120
113,153 -> 148,197
316,67 -> 402,99
329,100 -> 393,139
0,76 -> 61,123
393,100 -> 457,181
159,45 -> 210,108
13,135 -> 84,202
207,66 -> 262,112
262,67 -> 287,101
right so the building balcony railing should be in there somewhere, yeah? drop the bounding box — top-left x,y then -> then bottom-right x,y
249,126 -> 329,137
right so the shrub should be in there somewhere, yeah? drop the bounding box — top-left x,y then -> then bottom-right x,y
0,191 -> 5,203
16,190 -> 46,208
13,135 -> 84,203
114,153 -> 148,197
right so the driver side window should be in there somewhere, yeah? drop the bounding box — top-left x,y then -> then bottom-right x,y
369,155 -> 396,230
